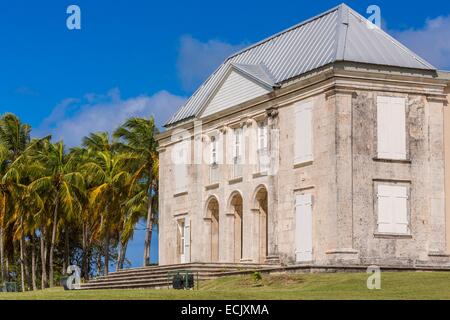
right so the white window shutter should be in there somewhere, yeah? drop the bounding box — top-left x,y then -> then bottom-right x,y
295,194 -> 313,262
377,186 -> 394,233
377,185 -> 408,234
174,140 -> 188,193
294,102 -> 313,164
377,96 -> 406,160
210,137 -> 217,165
233,128 -> 243,160
175,164 -> 187,193
184,219 -> 191,263
392,186 -> 409,234
258,122 -> 268,150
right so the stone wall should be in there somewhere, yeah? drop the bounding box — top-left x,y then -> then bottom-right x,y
158,69 -> 450,267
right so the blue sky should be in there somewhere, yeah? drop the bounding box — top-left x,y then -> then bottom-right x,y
1,0 -> 449,267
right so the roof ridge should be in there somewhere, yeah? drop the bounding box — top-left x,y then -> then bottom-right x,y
335,3 -> 349,61
344,6 -> 435,69
226,4 -> 343,61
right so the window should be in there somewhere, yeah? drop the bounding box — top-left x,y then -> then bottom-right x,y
295,194 -> 313,262
376,184 -> 409,235
257,121 -> 268,151
210,136 -> 218,165
177,218 -> 190,263
177,219 -> 185,256
294,101 -> 313,164
377,96 -> 407,160
174,140 -> 188,194
209,136 -> 219,183
232,127 -> 243,178
233,128 -> 243,160
257,120 -> 269,173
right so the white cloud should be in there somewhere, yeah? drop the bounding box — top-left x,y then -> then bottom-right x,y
177,35 -> 247,91
391,15 -> 450,70
36,88 -> 186,147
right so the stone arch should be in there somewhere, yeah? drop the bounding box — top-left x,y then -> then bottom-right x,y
205,195 -> 220,262
228,191 -> 244,262
253,185 -> 268,262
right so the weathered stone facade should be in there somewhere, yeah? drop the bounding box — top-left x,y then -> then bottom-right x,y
157,64 -> 450,267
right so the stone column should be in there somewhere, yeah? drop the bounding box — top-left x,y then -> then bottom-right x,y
250,208 -> 261,262
326,91 -> 358,260
444,90 -> 450,255
203,217 -> 212,262
266,107 -> 280,259
225,211 -> 236,262
427,98 -> 447,256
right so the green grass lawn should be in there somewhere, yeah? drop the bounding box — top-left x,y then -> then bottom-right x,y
1,271 -> 450,300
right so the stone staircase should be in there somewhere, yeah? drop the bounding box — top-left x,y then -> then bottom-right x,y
80,262 -> 275,290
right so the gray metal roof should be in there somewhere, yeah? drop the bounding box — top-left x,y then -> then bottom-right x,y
165,3 -> 435,127
232,63 -> 277,88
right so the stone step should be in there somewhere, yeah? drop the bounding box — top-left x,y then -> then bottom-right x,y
81,262 -> 278,290
265,255 -> 281,265
91,263 -> 269,280
92,267 -> 259,280
88,271 -> 225,283
83,276 -> 216,288
88,271 -> 218,282
109,263 -> 269,274
81,281 -> 170,290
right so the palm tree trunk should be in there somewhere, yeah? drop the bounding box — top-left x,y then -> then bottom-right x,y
49,197 -> 59,287
0,226 -> 4,283
5,257 -> 8,281
96,250 -> 102,276
81,223 -> 89,280
23,236 -> 32,290
19,238 -> 26,292
104,231 -> 110,275
40,229 -> 48,289
116,241 -> 123,272
63,230 -> 69,274
117,237 -> 128,271
31,234 -> 37,291
143,190 -> 153,266
0,194 -> 6,283
120,240 -> 128,269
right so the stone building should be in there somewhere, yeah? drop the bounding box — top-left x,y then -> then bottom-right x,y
156,4 -> 450,267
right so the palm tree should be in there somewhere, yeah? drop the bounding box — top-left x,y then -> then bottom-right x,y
0,143 -> 10,283
82,145 -> 134,275
114,117 -> 159,266
69,146 -> 99,280
28,140 -> 84,287
0,113 -> 161,287
0,113 -> 31,284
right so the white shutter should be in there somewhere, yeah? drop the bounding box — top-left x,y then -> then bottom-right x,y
174,140 -> 188,193
210,136 -> 217,165
392,186 -> 409,234
295,194 -> 313,262
377,185 -> 408,234
377,96 -> 406,160
233,128 -> 243,161
294,102 -> 313,164
175,164 -> 187,193
377,186 -> 395,233
258,121 -> 268,150
184,219 -> 191,263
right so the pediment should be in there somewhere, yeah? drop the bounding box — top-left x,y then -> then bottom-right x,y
200,65 -> 273,118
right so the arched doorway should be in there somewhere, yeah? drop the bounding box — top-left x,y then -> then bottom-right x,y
254,186 -> 268,262
206,197 -> 220,262
229,192 -> 243,262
